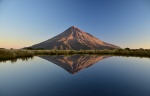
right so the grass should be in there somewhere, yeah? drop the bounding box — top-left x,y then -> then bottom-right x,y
0,48 -> 150,60
0,49 -> 34,59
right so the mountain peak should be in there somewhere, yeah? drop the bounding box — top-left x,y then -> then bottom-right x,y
31,26 -> 120,50
68,26 -> 79,30
70,26 -> 77,28
66,26 -> 83,33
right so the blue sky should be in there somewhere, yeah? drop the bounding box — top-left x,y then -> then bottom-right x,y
0,0 -> 150,49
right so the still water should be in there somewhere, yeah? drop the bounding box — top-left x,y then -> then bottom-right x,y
0,55 -> 150,96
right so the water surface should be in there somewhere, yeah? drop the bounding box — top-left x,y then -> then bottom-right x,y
0,55 -> 150,96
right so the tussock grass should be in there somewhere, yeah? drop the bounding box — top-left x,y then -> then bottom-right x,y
0,49 -> 34,59
0,49 -> 150,60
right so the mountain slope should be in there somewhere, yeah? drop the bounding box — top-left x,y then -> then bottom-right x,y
31,26 -> 120,50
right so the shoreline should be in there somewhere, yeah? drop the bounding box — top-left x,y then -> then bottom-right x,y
0,49 -> 150,60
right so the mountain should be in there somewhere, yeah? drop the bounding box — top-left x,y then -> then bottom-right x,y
31,26 -> 120,50
39,55 -> 111,74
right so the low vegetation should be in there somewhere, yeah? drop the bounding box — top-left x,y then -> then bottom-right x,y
0,48 -> 150,60
0,49 -> 34,60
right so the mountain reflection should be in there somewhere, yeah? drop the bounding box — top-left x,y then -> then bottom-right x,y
39,55 -> 111,74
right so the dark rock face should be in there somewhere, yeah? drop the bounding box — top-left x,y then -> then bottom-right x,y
31,26 -> 120,50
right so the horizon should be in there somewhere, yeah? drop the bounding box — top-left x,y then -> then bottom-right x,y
0,0 -> 150,49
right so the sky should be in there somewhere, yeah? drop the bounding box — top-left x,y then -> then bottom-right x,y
0,0 -> 150,49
